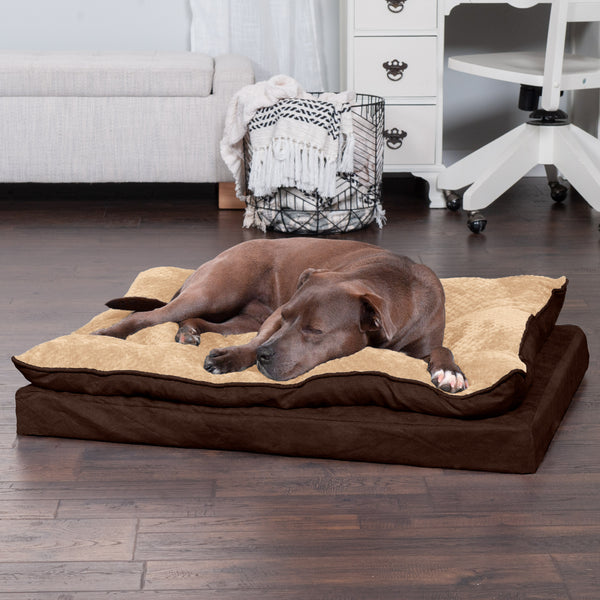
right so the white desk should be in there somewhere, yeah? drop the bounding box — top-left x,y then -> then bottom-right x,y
343,0 -> 446,206
342,0 -> 582,207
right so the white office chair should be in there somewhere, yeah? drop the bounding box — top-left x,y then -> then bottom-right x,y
438,0 -> 600,233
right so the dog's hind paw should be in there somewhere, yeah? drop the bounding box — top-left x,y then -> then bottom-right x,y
175,324 -> 201,346
430,369 -> 468,394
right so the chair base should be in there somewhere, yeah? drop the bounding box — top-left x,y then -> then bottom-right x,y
438,122 -> 600,214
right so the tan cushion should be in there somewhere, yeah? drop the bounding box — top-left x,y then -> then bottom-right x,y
13,267 -> 567,418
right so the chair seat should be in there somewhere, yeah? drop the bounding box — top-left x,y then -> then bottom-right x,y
449,51 -> 600,90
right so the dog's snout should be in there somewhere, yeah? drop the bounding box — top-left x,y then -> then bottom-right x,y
257,345 -> 275,364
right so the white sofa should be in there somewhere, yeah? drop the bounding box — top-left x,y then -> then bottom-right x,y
0,51 -> 253,185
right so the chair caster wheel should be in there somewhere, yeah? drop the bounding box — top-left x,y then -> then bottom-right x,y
549,181 -> 568,202
444,190 -> 462,211
467,212 -> 487,234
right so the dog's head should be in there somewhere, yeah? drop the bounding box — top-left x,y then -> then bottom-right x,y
255,268 -> 395,381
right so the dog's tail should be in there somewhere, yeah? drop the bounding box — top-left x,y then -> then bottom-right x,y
105,296 -> 167,311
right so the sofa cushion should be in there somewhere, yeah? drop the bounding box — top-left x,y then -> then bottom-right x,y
0,51 -> 214,97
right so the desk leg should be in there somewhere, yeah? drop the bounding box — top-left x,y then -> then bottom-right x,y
413,171 -> 446,209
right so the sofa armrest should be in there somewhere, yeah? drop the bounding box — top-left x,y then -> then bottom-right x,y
213,54 -> 254,98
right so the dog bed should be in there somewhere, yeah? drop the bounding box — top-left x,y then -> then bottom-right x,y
12,268 -> 588,472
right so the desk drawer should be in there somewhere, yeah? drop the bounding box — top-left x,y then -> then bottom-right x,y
354,36 -> 437,98
354,0 -> 437,31
383,105 -> 437,166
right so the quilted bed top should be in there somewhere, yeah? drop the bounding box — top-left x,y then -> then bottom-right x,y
13,267 -> 567,419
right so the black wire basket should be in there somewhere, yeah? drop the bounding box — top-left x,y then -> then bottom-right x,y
243,93 -> 385,235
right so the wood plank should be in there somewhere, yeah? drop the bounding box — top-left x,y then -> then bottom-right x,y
0,593 -> 270,600
553,553 -> 600,600
70,445 -> 221,484
360,509 -> 600,530
0,499 -> 58,519
0,427 -> 16,450
0,480 -> 215,502
425,473 -> 600,513
0,519 -> 137,561
0,587 -> 572,600
215,473 -> 429,497
135,524 -> 600,561
195,494 -> 417,518
138,514 -> 360,534
0,442 -> 82,482
57,498 -> 217,519
0,561 -> 143,594
144,553 -> 564,591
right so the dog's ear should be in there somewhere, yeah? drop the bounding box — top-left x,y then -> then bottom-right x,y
359,292 -> 395,342
296,268 -> 326,289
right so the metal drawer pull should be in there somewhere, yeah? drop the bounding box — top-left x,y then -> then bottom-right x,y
383,128 -> 407,149
382,59 -> 408,81
386,0 -> 407,12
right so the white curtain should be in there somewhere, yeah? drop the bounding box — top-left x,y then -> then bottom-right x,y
189,0 -> 338,92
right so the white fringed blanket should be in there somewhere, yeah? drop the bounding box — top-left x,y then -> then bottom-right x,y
247,96 -> 354,198
220,75 -> 355,201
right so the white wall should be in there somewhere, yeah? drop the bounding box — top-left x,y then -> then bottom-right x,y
0,0 -> 340,88
0,0 -> 190,51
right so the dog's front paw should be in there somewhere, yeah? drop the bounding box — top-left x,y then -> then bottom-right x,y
204,347 -> 252,375
430,368 -> 468,393
175,324 -> 201,346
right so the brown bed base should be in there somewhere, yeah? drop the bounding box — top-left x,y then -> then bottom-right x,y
15,325 -> 588,473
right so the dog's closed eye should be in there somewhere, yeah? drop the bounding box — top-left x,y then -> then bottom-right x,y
302,326 -> 323,335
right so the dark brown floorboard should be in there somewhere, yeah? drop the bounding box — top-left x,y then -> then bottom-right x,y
0,178 -> 599,598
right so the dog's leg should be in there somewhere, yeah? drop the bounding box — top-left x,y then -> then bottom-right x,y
93,292 -> 218,339
176,299 -> 272,345
203,308 -> 283,375
400,272 -> 468,393
176,314 -> 264,345
93,308 -> 167,339
427,346 -> 468,393
94,271 -> 267,340
176,318 -> 242,346
402,334 -> 468,393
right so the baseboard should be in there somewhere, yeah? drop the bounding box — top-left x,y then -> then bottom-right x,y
218,182 -> 244,210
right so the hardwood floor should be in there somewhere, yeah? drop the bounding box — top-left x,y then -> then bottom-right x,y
0,178 -> 598,599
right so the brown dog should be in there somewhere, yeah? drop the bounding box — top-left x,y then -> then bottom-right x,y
94,238 -> 467,392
